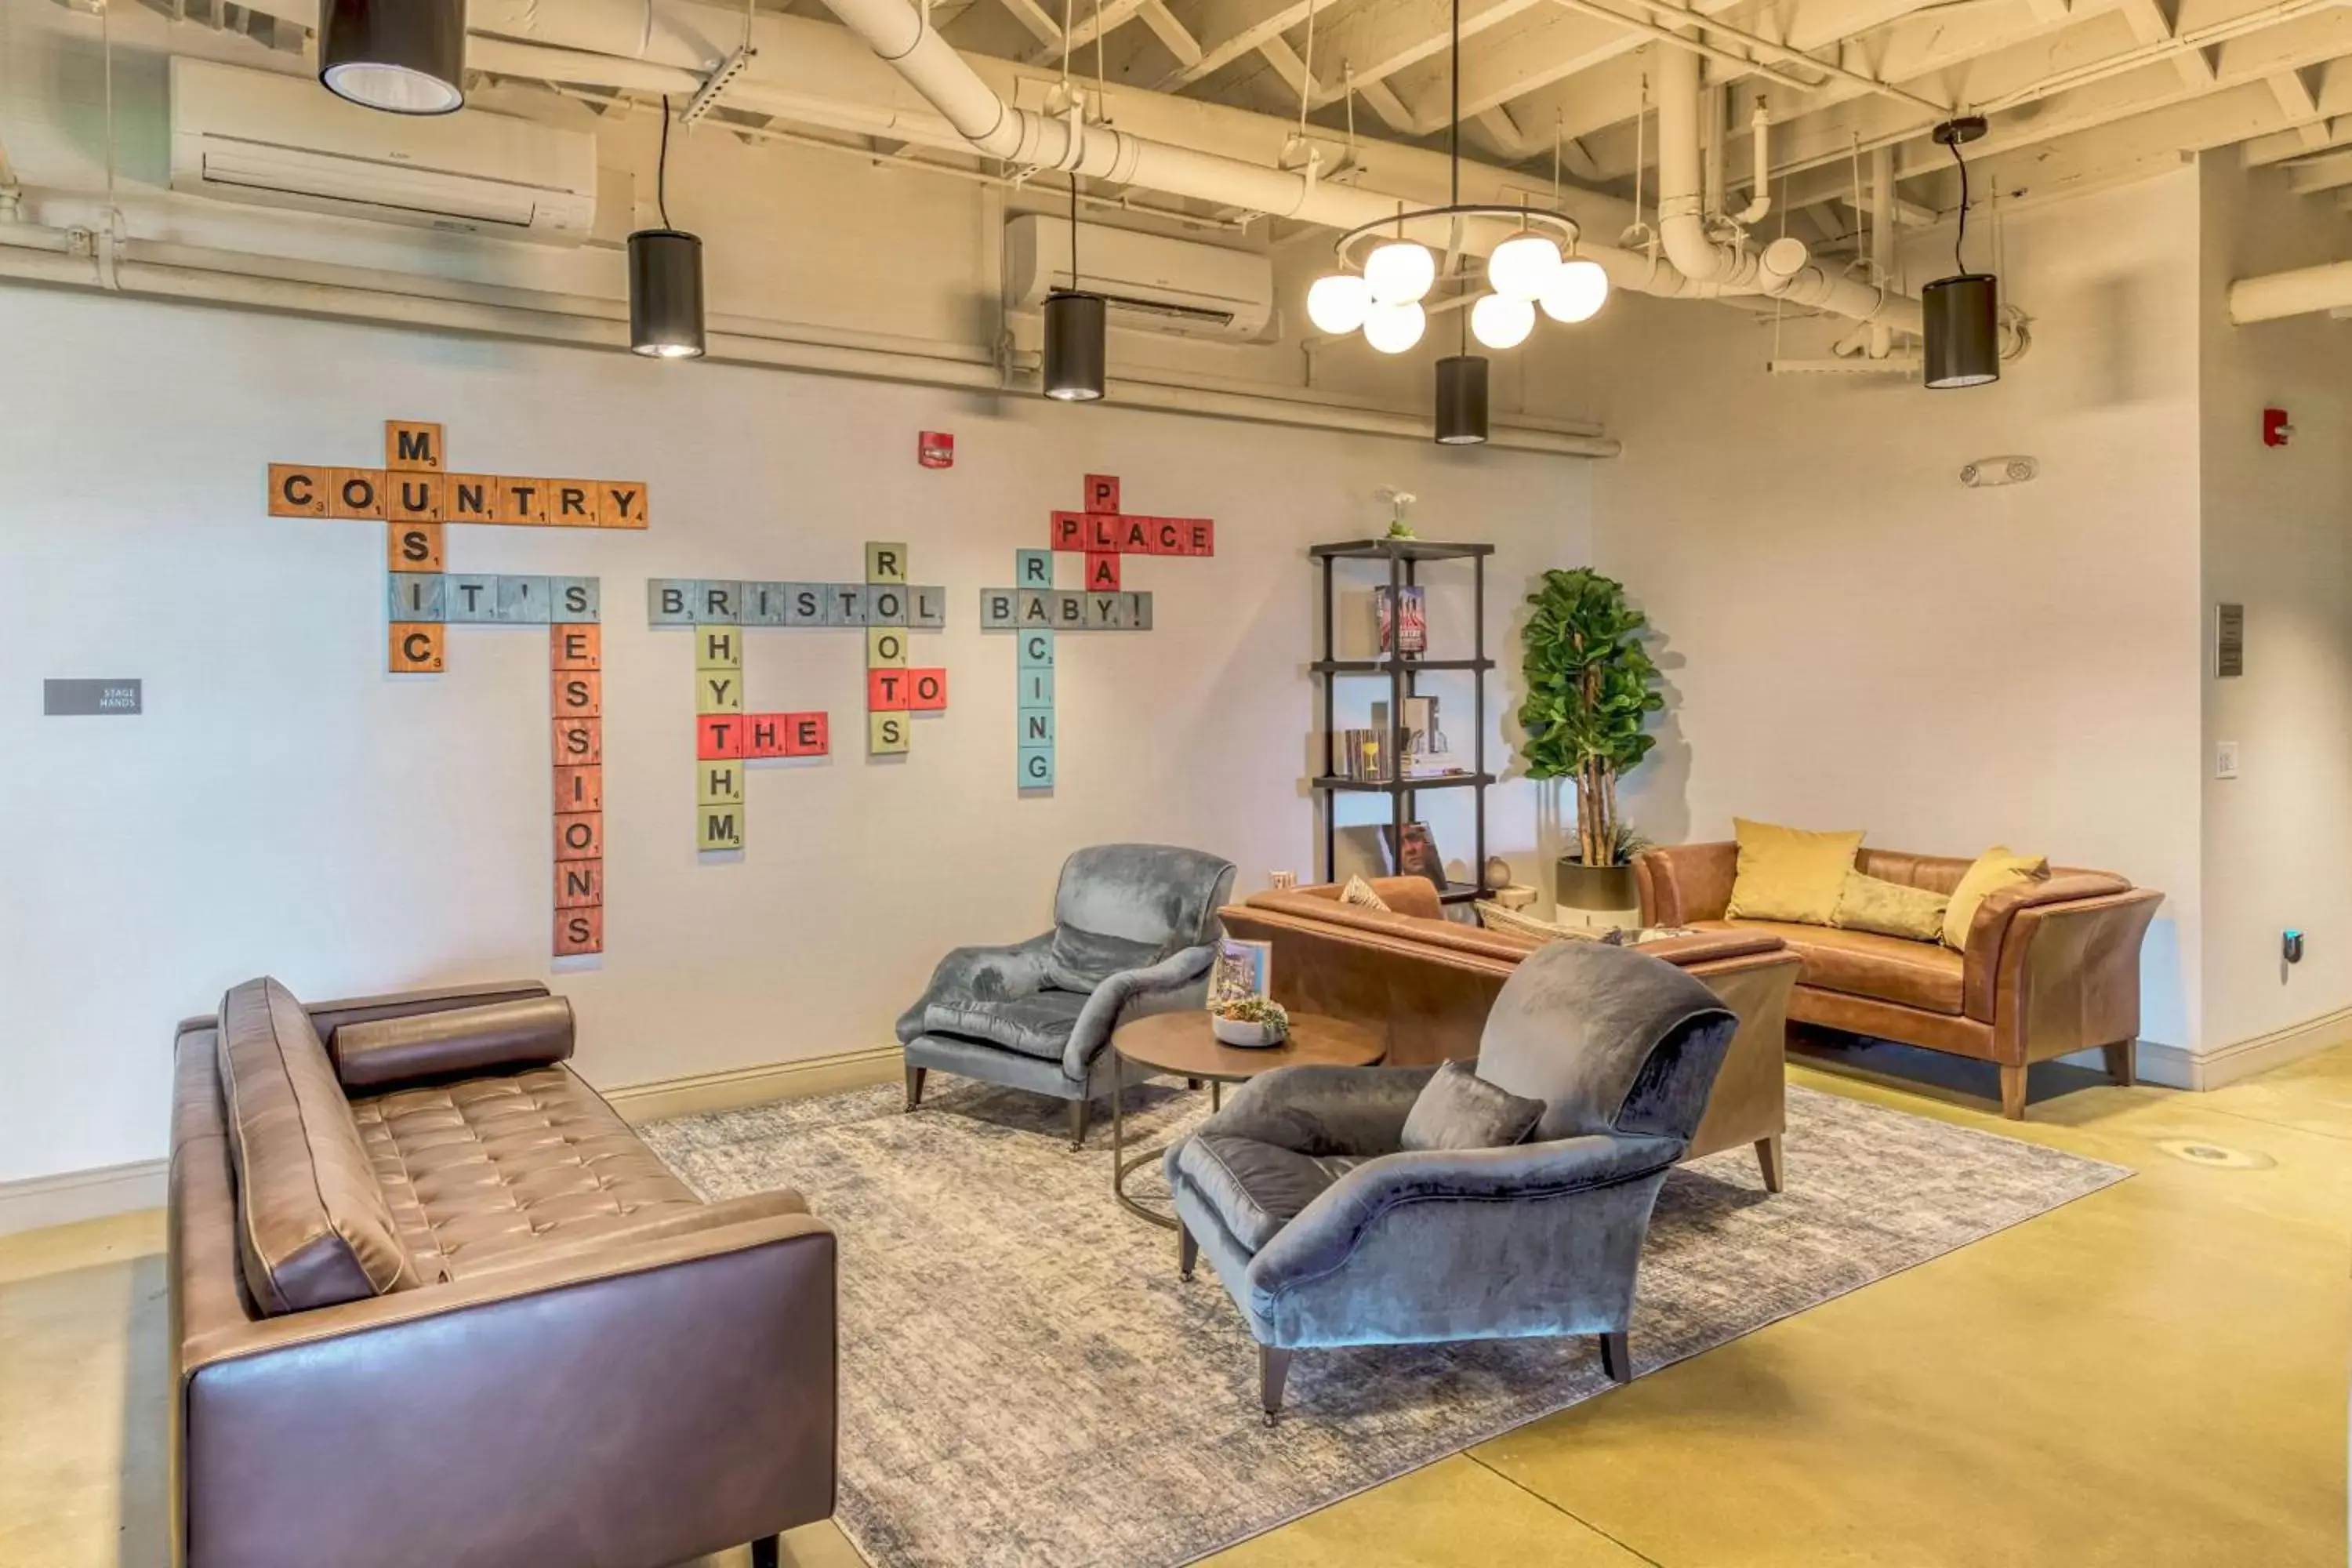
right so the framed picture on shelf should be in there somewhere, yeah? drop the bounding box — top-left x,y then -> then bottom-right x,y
1208,937 -> 1272,1008
1382,820 -> 1447,891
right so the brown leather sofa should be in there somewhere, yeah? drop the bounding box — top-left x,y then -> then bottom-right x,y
1218,880 -> 1802,1189
1635,844 -> 2164,1119
169,976 -> 837,1568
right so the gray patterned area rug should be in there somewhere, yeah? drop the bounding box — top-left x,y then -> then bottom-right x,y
643,1080 -> 2126,1568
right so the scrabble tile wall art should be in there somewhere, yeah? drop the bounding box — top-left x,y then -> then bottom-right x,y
648,543 -> 949,854
268,419 -> 645,956
980,474 -> 1206,792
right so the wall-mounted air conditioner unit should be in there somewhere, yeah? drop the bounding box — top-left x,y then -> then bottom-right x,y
1005,215 -> 1273,340
169,58 -> 596,241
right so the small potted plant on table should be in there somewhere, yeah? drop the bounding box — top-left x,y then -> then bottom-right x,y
1210,995 -> 1291,1048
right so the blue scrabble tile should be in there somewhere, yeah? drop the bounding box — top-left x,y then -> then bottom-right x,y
1019,666 -> 1054,706
387,572 -> 445,622
497,575 -> 552,624
445,574 -> 499,623
550,577 -> 601,623
1018,706 -> 1055,746
829,583 -> 870,626
1018,745 -> 1056,790
742,581 -> 791,626
784,583 -> 827,626
1017,630 -> 1055,668
648,579 -> 695,626
1015,548 -> 1054,589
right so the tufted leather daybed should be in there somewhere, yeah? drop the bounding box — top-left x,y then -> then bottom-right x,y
169,976 -> 836,1568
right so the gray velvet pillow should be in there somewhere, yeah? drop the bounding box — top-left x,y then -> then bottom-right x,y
1399,1060 -> 1546,1152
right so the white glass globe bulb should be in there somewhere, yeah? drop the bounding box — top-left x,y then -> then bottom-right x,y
1539,257 -> 1610,323
1306,273 -> 1372,335
1486,234 -> 1562,301
1363,299 -> 1427,354
1364,241 -> 1436,305
1470,292 -> 1536,350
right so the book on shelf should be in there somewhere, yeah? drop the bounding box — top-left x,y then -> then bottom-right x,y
1374,585 -> 1427,656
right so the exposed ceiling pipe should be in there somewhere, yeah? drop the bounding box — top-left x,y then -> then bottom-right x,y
1729,100 -> 1771,227
2228,257 -> 2352,323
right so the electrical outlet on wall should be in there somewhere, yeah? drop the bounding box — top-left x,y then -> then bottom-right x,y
2216,741 -> 2241,780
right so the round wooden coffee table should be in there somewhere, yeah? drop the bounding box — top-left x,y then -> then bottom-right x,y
1110,1011 -> 1385,1229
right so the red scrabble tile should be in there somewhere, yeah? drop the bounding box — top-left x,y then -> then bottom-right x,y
555,811 -> 603,861
1051,511 -> 1087,551
1086,514 -> 1119,552
866,669 -> 910,711
1187,518 -> 1215,557
556,858 -> 604,909
555,906 -> 604,956
743,714 -> 789,759
1084,474 -> 1120,513
1084,553 -> 1121,592
1118,515 -> 1152,553
906,669 -> 949,712
554,765 -> 604,813
697,715 -> 747,759
786,713 -> 829,756
1150,517 -> 1185,555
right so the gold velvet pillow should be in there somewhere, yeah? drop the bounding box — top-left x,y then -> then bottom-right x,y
1943,848 -> 2049,950
1834,871 -> 1948,942
1725,818 -> 1865,926
1339,875 -> 1392,913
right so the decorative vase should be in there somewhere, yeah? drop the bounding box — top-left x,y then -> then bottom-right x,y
1483,855 -> 1512,890
1555,856 -> 1641,913
1211,1014 -> 1288,1048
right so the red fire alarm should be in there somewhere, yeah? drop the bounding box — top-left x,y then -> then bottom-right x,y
918,431 -> 956,468
2263,408 -> 2293,447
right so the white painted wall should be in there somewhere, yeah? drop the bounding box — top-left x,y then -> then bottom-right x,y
1582,171 -> 2209,1064
0,287 -> 1589,1184
2196,154 -> 2352,1054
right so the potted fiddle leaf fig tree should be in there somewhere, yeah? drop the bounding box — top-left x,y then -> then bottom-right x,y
1518,568 -> 1666,911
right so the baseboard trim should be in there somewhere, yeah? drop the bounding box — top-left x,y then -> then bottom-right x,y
2172,1004 -> 2352,1091
0,1158 -> 169,1239
603,1044 -> 903,1123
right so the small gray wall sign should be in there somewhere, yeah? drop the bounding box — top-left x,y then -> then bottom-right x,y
44,679 -> 143,716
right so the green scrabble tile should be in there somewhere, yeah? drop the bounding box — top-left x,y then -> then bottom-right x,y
868,627 -> 908,668
698,805 -> 745,851
697,670 -> 743,714
866,542 -> 909,584
696,627 -> 743,670
699,761 -> 745,806
868,710 -> 909,755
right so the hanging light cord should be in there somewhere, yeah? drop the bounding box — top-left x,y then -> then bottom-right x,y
1449,0 -> 1461,208
1069,169 -> 1080,286
1947,132 -> 1970,276
658,94 -> 674,230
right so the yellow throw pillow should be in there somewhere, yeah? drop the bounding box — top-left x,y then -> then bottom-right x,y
1339,875 -> 1392,913
1834,871 -> 1949,942
1942,848 -> 2049,950
1726,818 -> 1865,926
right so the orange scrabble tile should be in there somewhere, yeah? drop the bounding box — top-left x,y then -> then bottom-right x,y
552,670 -> 601,717
550,625 -> 601,670
387,472 -> 445,523
267,464 -> 329,517
494,476 -> 551,526
389,522 -> 444,572
554,764 -> 604,813
554,718 -> 602,765
445,474 -> 499,523
388,623 -> 444,673
555,906 -> 604,956
555,811 -> 604,862
326,468 -> 387,521
550,481 -> 601,527
556,858 -> 604,910
599,479 -> 650,529
384,420 -> 445,472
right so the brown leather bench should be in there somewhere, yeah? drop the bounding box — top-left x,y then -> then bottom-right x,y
1636,842 -> 2163,1118
169,976 -> 836,1568
1218,880 -> 1801,1190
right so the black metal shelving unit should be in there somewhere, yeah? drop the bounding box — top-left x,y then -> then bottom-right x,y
1308,538 -> 1496,906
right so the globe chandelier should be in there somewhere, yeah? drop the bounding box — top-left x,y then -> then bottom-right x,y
1302,0 -> 1610,443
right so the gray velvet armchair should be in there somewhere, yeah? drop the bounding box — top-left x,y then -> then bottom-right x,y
897,844 -> 1237,1146
1163,941 -> 1738,1423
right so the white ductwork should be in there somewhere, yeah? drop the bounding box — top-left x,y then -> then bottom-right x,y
225,0 -> 1920,335
2228,259 -> 2352,325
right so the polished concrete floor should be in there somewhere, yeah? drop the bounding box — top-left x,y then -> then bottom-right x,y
5,1043 -> 2345,1567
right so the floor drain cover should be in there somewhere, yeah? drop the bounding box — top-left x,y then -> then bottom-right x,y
2153,1138 -> 2274,1170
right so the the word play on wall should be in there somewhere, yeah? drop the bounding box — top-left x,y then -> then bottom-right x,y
982,474 -> 1212,791
649,544 -> 950,851
267,420 -> 648,956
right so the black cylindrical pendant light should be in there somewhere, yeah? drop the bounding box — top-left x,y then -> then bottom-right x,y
1925,116 -> 1999,390
1923,273 -> 1998,388
1435,354 -> 1489,445
1044,289 -> 1107,401
629,97 -> 704,360
629,230 -> 705,358
318,0 -> 466,115
1044,172 -> 1106,401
